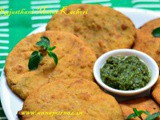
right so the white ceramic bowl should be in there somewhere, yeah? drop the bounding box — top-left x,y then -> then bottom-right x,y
93,49 -> 159,96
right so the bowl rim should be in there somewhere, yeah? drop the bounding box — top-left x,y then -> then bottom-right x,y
93,49 -> 159,95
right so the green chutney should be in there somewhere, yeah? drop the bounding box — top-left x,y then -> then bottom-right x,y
100,56 -> 151,90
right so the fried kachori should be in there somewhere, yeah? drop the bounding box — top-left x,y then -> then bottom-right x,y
19,78 -> 124,120
5,31 -> 96,99
152,76 -> 160,105
46,4 -> 136,57
120,97 -> 160,120
133,18 -> 160,68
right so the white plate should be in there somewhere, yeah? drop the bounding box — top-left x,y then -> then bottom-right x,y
1,8 -> 160,120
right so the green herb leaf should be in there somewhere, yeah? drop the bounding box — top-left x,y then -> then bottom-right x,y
48,52 -> 58,65
144,111 -> 151,116
28,36 -> 58,70
28,51 -> 43,70
36,36 -> 50,49
145,112 -> 160,120
126,113 -> 137,120
138,110 -> 151,116
152,27 -> 160,37
133,108 -> 141,117
126,108 -> 150,120
47,46 -> 56,51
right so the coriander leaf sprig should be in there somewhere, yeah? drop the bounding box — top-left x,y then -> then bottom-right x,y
127,108 -> 149,120
28,36 -> 58,70
145,112 -> 160,120
127,108 -> 160,120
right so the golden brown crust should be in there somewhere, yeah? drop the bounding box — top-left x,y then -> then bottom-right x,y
20,79 -> 124,120
152,76 -> 160,105
133,18 -> 160,68
120,97 -> 160,120
139,18 -> 160,37
5,31 -> 96,99
46,4 -> 136,57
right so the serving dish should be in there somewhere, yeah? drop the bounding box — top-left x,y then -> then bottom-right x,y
93,49 -> 159,96
1,8 -> 160,120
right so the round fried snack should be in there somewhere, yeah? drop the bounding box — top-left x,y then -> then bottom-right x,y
152,76 -> 160,105
120,97 -> 160,120
46,4 -> 136,57
133,18 -> 160,68
19,79 -> 124,120
5,31 -> 96,100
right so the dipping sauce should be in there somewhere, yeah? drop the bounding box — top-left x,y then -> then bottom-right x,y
100,56 -> 151,90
